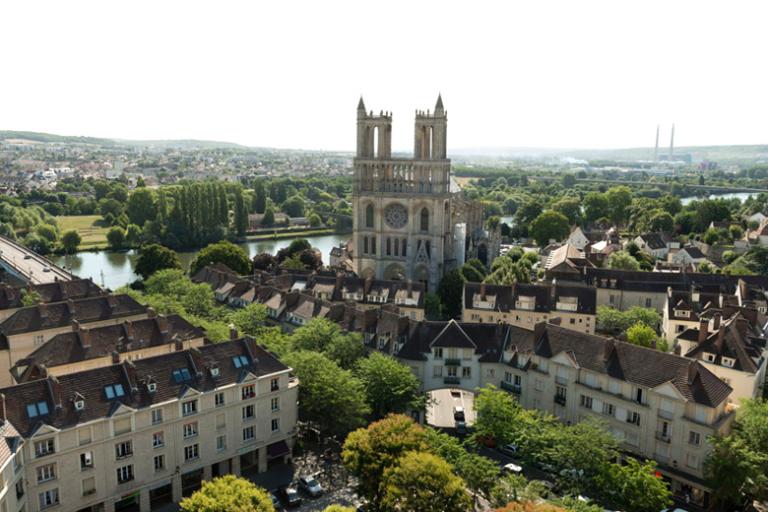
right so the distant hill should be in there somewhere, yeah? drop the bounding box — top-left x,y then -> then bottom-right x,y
0,130 -> 114,146
0,131 -> 245,150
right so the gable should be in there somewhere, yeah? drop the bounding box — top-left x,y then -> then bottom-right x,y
551,351 -> 579,368
109,402 -> 137,417
653,381 -> 685,401
30,423 -> 60,437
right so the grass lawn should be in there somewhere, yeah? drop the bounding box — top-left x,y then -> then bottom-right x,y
56,215 -> 109,249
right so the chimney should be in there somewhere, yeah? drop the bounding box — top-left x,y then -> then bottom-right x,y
72,319 -> 80,332
156,315 -> 169,335
406,280 -> 413,298
106,295 -> 118,310
480,283 -> 486,300
124,321 -> 135,342
79,328 -> 91,350
39,303 -> 48,318
147,306 -> 157,319
111,351 -> 120,364
0,393 -> 5,422
533,320 -> 547,341
669,123 -> 675,160
229,324 -> 238,341
654,124 -> 660,162
712,313 -> 722,331
698,319 -> 709,344
174,337 -> 184,351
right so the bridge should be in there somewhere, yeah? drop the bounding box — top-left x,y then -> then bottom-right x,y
0,235 -> 73,285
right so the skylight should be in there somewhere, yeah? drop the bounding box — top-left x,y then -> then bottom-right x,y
26,401 -> 49,418
172,368 -> 192,383
104,384 -> 126,400
233,355 -> 249,368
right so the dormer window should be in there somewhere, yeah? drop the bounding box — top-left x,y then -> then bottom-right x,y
147,382 -> 157,393
232,355 -> 249,369
172,368 -> 192,383
722,357 -> 735,368
104,384 -> 126,400
210,366 -> 220,377
74,399 -> 85,411
26,401 -> 49,418
674,309 -> 691,318
704,353 -> 716,363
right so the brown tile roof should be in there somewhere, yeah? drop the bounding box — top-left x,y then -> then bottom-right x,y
0,278 -> 104,311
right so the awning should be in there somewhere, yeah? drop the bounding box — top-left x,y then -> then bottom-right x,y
267,440 -> 290,459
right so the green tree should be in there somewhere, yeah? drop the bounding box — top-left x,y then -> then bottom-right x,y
706,434 -> 766,509
729,224 -> 743,240
283,351 -> 369,437
648,210 -> 674,233
703,227 -> 720,245
179,474 -> 274,512
253,181 -> 267,214
233,187 -> 248,236
291,318 -> 365,369
473,385 -> 522,446
561,174 -> 577,188
125,223 -> 142,247
226,303 -> 268,336
190,241 -> 251,276
598,458 -> 672,512
262,207 -> 275,227
437,269 -> 466,319
343,415 -> 428,510
381,451 -> 472,512
282,195 -> 305,217
322,507 -> 355,512
126,188 -> 157,227
135,243 -> 182,280
106,226 -> 126,250
552,197 -> 582,226
60,229 -> 81,254
596,306 -> 660,332
583,192 -> 610,223
626,322 -> 657,348
529,210 -> 570,247
35,224 -> 58,243
605,186 -> 632,225
424,292 -> 442,320
606,250 -> 640,271
308,213 -> 322,227
355,353 -> 423,419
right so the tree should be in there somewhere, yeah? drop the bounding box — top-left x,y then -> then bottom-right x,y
253,181 -> 267,214
605,186 -> 632,225
282,195 -> 305,218
126,188 -> 157,227
706,434 -> 766,509
437,269 -> 466,319
60,229 -> 81,254
106,226 -> 126,250
125,224 -> 142,247
529,210 -> 570,247
597,458 -> 672,512
626,322 -> 657,348
703,227 -> 720,245
473,385 -> 523,446
552,197 -> 581,226
322,507 -> 355,512
606,251 -> 640,271
308,213 -> 322,227
495,503 -> 566,512
561,174 -> 577,188
291,318 -> 365,369
381,451 -> 472,512
227,303 -> 268,336
283,351 -> 369,437
583,192 -> 610,223
233,187 -> 248,236
729,224 -> 743,241
343,415 -> 428,510
179,474 -> 274,512
190,241 -> 251,276
262,207 -> 275,227
424,292 -> 442,320
355,353 -> 423,419
251,253 -> 277,271
596,306 -> 660,332
35,224 -> 58,242
648,210 -> 674,233
135,243 -> 182,280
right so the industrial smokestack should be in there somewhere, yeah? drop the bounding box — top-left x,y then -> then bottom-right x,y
669,123 -> 675,160
654,125 -> 659,162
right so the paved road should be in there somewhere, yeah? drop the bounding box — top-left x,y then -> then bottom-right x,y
426,388 -> 476,429
0,234 -> 72,284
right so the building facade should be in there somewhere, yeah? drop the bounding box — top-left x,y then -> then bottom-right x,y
351,95 -> 498,291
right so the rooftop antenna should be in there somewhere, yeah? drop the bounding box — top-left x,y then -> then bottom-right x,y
654,124 -> 660,162
669,123 -> 675,160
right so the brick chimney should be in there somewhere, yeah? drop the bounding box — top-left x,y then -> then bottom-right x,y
229,324 -> 239,341
147,306 -> 157,319
533,320 -> 547,341
39,302 -> 48,318
106,295 -> 118,310
698,319 -> 709,343
156,315 -> 169,335
124,321 -> 135,342
111,351 -> 120,364
174,337 -> 184,351
712,312 -> 722,331
79,328 -> 91,350
480,283 -> 486,300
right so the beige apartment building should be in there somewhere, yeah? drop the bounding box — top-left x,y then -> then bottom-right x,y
462,282 -> 596,334
0,421 -> 25,512
0,336 -> 298,512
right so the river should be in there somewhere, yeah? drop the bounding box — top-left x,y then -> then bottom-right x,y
680,191 -> 757,206
51,233 -> 351,290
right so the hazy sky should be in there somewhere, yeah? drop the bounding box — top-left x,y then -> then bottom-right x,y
2,1 -> 766,152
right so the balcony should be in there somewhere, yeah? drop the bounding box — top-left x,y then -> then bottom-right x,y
500,381 -> 521,394
554,394 -> 566,406
444,376 -> 461,385
655,431 -> 671,443
444,358 -> 461,366
658,409 -> 674,420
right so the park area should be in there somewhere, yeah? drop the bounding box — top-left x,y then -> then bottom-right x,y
56,215 -> 109,249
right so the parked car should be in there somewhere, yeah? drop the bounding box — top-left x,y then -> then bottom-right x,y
498,443 -> 519,457
298,475 -> 323,497
280,486 -> 302,508
502,462 -> 523,474
453,406 -> 465,422
269,491 -> 282,510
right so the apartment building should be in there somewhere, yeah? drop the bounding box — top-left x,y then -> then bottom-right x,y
368,317 -> 733,508
0,421 -> 24,512
0,336 -> 298,512
0,279 -> 105,322
462,282 -> 596,334
11,312 -> 206,383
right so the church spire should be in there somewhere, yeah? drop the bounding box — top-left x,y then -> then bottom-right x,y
434,93 -> 444,114
357,96 -> 366,112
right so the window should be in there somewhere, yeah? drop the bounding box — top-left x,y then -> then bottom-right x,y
36,463 -> 56,483
420,208 -> 429,232
183,422 -> 198,439
113,417 -> 131,435
386,237 -> 391,256
371,236 -> 376,255
104,384 -> 126,400
216,413 -> 226,429
365,204 -> 374,228
38,489 -> 59,509
686,452 -> 699,469
215,392 -> 225,407
78,427 -> 92,445
34,439 -> 55,458
580,395 -> 593,409
184,444 -> 199,462
271,378 -> 280,392
272,418 -> 280,432
402,238 -> 407,257
514,374 -> 522,386
34,334 -> 44,347
603,403 -> 615,416
82,476 -> 96,496
645,298 -> 652,308
635,388 -> 644,404
216,435 -> 227,452
243,427 -> 255,442
154,454 -> 165,472
80,451 -> 93,470
182,400 -> 198,416
688,431 -> 701,446
116,464 -> 134,484
232,355 -> 249,368
447,366 -> 458,377
363,236 -> 368,254
242,405 -> 255,420
152,408 -> 163,424
242,384 -> 256,400
461,367 -> 471,378
534,379 -> 544,392
627,411 -> 641,426
115,441 -> 133,459
433,347 -> 443,359
271,397 -> 280,412
26,401 -> 49,419
152,432 -> 164,448
433,366 -> 443,377
172,368 -> 192,383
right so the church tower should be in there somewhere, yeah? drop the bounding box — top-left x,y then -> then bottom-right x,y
352,95 -> 454,291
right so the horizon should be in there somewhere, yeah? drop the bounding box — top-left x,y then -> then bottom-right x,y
2,1 -> 767,152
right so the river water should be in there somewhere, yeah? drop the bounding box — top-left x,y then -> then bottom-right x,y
679,191 -> 756,206
51,233 -> 351,290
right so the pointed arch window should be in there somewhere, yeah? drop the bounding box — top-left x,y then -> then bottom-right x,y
365,204 -> 374,228
420,208 -> 430,232
386,237 -> 391,256
402,238 -> 407,257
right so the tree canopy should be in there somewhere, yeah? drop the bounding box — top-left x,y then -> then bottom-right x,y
179,475 -> 274,512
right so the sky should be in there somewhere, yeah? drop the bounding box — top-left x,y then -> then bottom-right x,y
1,1 -> 767,152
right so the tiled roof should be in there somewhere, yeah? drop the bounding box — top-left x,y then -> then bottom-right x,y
585,268 -> 768,294
396,320 -> 508,363
0,278 -> 104,311
684,314 -> 764,373
638,233 -> 667,250
0,337 -> 290,438
463,282 -> 596,315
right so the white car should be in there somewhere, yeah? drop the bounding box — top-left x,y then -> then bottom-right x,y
502,462 -> 523,474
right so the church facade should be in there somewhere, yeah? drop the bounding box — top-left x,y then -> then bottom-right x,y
352,95 -> 498,291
